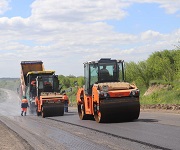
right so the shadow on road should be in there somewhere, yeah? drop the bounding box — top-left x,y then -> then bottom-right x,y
101,118 -> 159,124
136,119 -> 158,123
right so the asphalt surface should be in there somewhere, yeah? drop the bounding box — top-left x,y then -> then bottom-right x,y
0,88 -> 180,150
50,109 -> 180,150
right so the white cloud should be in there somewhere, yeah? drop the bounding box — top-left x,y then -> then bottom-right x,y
30,0 -> 130,22
154,0 -> 180,14
80,28 -> 180,63
0,0 -> 10,15
0,0 -> 179,77
140,30 -> 162,41
129,0 -> 180,14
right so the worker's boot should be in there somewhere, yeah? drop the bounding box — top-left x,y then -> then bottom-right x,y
25,112 -> 26,116
21,111 -> 23,116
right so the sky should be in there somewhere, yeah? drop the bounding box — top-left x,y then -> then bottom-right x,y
0,0 -> 180,78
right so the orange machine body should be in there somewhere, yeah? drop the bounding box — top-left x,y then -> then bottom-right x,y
76,58 -> 140,123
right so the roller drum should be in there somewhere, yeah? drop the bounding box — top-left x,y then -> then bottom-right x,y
42,103 -> 64,118
98,97 -> 140,122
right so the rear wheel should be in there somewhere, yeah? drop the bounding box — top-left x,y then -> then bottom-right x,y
78,102 -> 93,120
77,103 -> 86,120
94,103 -> 104,123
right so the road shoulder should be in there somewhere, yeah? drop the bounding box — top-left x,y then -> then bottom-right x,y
0,120 -> 34,150
141,108 -> 180,114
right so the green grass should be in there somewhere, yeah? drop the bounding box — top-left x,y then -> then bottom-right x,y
149,80 -> 171,86
140,81 -> 180,105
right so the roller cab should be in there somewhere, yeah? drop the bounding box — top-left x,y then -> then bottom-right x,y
33,72 -> 65,118
77,58 -> 140,123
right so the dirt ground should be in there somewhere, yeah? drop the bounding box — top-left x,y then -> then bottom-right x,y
0,120 -> 33,150
0,88 -> 32,150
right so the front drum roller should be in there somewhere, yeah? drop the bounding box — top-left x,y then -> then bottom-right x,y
41,104 -> 64,118
94,97 -> 140,123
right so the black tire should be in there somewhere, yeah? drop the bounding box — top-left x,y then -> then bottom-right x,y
77,103 -> 90,120
94,103 -> 104,123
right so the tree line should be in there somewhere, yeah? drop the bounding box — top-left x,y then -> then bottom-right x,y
58,49 -> 180,90
125,49 -> 180,88
58,74 -> 84,89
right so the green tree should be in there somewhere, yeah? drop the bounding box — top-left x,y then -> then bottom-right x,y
126,61 -> 151,87
147,50 -> 176,82
174,50 -> 180,79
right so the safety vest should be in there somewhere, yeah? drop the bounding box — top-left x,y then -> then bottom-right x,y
21,99 -> 29,108
63,95 -> 69,100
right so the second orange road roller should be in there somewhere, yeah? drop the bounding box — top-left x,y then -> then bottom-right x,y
20,61 -> 65,118
76,58 -> 140,123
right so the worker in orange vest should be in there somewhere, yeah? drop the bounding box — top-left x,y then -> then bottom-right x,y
21,96 -> 29,116
63,93 -> 69,112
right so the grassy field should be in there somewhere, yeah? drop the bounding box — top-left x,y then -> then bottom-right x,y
140,81 -> 180,105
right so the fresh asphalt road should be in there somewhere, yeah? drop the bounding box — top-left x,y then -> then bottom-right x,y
50,108 -> 180,150
0,88 -> 180,150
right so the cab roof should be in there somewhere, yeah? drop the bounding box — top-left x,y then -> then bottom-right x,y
84,58 -> 124,64
27,70 -> 55,76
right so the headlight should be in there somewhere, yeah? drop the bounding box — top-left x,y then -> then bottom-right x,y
102,85 -> 109,92
130,89 -> 140,97
132,90 -> 136,96
99,91 -> 109,98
